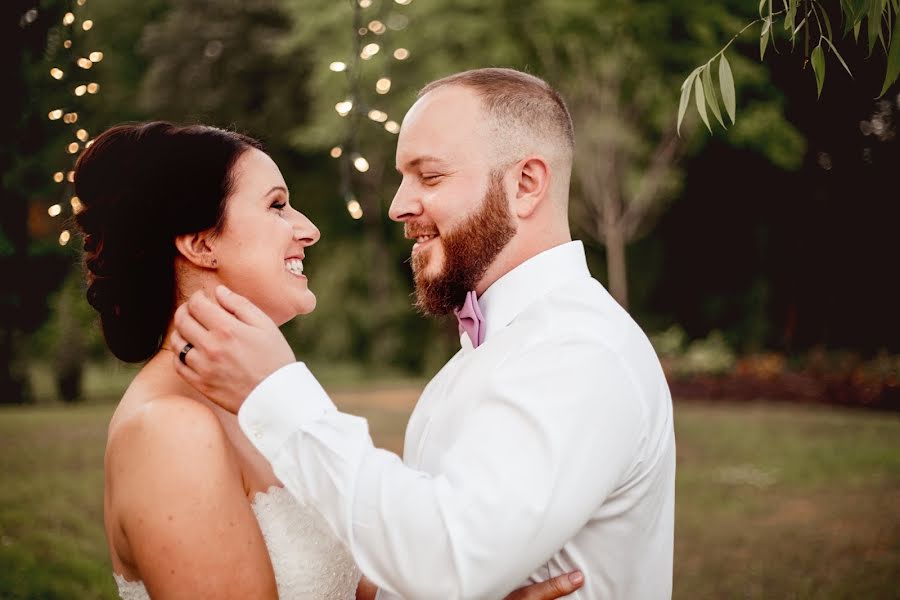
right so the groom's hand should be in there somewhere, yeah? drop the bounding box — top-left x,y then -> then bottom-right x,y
504,571 -> 584,600
170,285 -> 295,414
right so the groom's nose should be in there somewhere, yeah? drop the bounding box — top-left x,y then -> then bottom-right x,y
388,178 -> 423,222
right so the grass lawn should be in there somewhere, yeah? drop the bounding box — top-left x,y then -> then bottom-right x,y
1,378 -> 898,598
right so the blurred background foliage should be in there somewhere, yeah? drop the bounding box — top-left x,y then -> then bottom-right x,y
2,0 -> 898,406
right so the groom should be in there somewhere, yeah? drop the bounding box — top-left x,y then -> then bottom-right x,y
172,68 -> 675,599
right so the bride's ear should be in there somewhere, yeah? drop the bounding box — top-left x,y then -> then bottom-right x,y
174,230 -> 218,269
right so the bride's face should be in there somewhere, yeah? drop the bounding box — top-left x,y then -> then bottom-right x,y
211,148 -> 320,325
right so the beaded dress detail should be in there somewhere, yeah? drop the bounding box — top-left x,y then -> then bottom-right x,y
113,486 -> 360,599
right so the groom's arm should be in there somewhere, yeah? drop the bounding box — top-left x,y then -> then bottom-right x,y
172,287 -> 641,599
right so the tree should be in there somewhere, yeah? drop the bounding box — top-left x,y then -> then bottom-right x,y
679,0 -> 900,132
1,1 -> 77,404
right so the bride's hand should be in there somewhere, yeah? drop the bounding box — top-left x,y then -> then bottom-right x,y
503,571 -> 584,600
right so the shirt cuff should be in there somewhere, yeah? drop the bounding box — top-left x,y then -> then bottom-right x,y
237,362 -> 336,460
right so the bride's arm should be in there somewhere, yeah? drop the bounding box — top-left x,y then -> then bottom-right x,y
107,395 -> 278,599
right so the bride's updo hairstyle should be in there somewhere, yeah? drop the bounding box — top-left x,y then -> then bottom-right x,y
74,121 -> 263,363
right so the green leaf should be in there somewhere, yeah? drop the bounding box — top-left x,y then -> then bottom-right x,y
677,70 -> 698,135
785,0 -> 798,31
811,44 -> 826,97
817,3 -> 834,41
761,24 -> 771,60
853,20 -> 862,41
702,66 -> 726,128
718,54 -> 737,124
879,7 -> 900,96
868,2 -> 882,56
821,36 -> 854,78
694,76 -> 711,133
759,0 -> 767,17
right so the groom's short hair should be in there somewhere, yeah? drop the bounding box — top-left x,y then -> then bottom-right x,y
418,68 -> 575,176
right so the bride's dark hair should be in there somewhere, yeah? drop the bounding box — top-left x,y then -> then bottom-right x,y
74,121 -> 263,363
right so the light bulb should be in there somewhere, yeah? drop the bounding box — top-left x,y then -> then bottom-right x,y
384,120 -> 400,134
59,230 -> 71,245
48,204 -> 62,217
393,48 -> 409,60
353,155 -> 370,172
87,83 -> 99,94
74,85 -> 87,96
329,61 -> 347,72
89,51 -> 104,62
53,172 -> 64,183
330,146 -> 343,158
63,12 -> 75,25
335,100 -> 353,116
376,78 -> 391,94
82,20 -> 93,31
50,68 -> 64,80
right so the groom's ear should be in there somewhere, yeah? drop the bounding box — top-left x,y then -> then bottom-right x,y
174,229 -> 218,270
512,156 -> 551,219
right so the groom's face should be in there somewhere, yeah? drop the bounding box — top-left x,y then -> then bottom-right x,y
390,86 -> 517,314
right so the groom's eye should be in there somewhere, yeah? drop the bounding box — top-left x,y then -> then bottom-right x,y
421,174 -> 442,184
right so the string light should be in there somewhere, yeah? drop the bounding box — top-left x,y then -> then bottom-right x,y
335,100 -> 353,116
360,43 -> 380,60
352,154 -> 370,172
329,0 -> 414,221
48,2 -> 102,244
346,197 -> 364,219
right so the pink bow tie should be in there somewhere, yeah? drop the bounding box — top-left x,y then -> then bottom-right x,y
455,290 -> 485,348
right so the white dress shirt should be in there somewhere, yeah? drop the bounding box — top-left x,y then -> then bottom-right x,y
240,241 -> 676,599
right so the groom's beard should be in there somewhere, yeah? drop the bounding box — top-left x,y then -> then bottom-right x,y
410,171 -> 517,315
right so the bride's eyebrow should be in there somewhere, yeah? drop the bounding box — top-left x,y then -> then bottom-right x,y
264,185 -> 289,199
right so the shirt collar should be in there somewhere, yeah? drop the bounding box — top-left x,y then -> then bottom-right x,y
474,240 -> 590,343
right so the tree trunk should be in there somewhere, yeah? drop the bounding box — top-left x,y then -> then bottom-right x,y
604,223 -> 629,311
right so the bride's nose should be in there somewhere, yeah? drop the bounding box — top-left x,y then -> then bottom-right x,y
292,213 -> 320,247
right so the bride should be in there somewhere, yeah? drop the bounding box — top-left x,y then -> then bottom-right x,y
74,121 -> 583,599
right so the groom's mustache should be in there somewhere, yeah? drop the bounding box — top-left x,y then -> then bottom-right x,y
404,221 -> 440,239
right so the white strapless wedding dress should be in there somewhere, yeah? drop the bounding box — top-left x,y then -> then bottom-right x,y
113,486 -> 360,599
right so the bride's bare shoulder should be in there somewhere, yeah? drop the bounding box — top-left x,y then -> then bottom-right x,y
105,394 -> 237,490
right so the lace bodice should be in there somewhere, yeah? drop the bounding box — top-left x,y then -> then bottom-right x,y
113,486 -> 360,599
